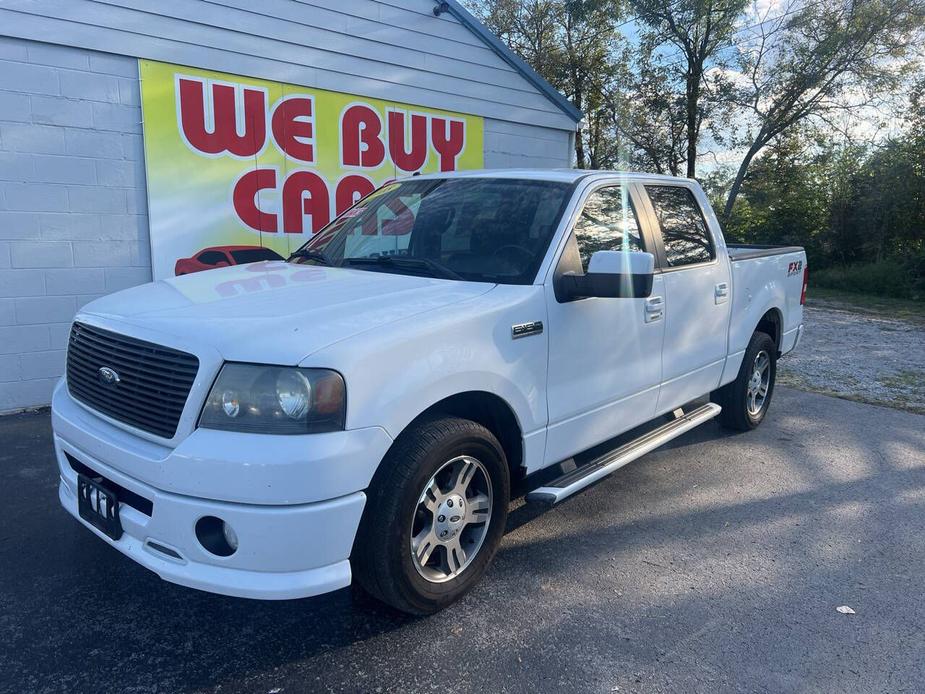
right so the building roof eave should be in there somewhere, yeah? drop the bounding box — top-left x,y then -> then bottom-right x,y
439,0 -> 583,124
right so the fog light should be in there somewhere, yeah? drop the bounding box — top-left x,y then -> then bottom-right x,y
195,516 -> 237,556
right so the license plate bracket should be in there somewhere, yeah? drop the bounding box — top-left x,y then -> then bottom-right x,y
77,473 -> 123,540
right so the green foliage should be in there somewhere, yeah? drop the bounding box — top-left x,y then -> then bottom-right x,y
463,0 -> 924,300
720,0 -> 925,219
724,133 -> 832,264
723,83 -> 925,301
813,259 -> 924,301
678,102 -> 921,302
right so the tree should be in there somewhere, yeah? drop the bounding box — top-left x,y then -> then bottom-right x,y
629,0 -> 750,178
606,39 -> 688,174
469,0 -> 626,167
721,0 -> 925,220
723,131 -> 832,263
472,0 -> 564,93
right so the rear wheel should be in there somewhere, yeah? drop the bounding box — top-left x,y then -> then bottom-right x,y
712,331 -> 777,430
353,416 -> 509,614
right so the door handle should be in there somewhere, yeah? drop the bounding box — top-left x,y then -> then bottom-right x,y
715,282 -> 729,304
645,296 -> 663,323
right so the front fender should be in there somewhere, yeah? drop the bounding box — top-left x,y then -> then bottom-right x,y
303,285 -> 550,470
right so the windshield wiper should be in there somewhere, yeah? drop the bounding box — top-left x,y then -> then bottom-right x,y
287,248 -> 332,265
343,256 -> 463,281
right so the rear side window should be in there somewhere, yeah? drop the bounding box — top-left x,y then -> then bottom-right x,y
573,186 -> 644,272
645,186 -> 714,267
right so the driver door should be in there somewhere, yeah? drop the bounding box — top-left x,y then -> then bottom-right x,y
543,182 -> 666,466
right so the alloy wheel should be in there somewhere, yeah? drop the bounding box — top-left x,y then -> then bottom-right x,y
746,350 -> 771,416
409,455 -> 493,583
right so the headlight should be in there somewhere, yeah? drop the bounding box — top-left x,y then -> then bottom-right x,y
199,364 -> 346,434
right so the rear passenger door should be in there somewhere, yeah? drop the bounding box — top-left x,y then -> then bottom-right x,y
639,184 -> 731,413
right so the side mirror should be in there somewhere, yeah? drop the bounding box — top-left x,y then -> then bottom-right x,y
214,260 -> 230,268
559,250 -> 654,300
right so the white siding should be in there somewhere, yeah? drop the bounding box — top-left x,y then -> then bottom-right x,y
0,39 -> 150,412
484,119 -> 574,168
0,0 -> 578,131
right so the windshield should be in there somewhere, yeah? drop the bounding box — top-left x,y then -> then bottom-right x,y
230,248 -> 283,264
290,178 -> 573,284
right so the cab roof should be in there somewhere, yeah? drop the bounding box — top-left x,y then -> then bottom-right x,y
403,169 -> 692,185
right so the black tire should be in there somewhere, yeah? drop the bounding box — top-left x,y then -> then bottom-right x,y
712,331 -> 777,431
352,416 -> 510,615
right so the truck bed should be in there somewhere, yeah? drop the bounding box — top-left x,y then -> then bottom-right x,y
727,244 -> 805,261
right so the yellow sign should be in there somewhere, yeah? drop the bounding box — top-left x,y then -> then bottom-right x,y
139,60 -> 484,279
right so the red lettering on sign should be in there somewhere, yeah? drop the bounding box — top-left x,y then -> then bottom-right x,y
178,77 -> 266,157
335,174 -> 376,215
341,104 -> 385,168
283,170 -> 330,234
233,168 -> 278,232
361,197 -> 413,236
430,117 -> 465,171
216,273 -> 286,298
272,96 -> 314,162
388,110 -> 428,172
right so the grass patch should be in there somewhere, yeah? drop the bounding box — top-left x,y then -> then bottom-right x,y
781,380 -> 925,415
878,369 -> 925,391
807,287 -> 925,324
812,260 -> 922,300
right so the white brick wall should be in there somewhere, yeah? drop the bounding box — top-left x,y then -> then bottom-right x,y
0,37 -> 151,413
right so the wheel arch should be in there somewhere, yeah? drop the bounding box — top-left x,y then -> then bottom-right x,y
394,391 -> 525,488
755,306 -> 783,354
720,304 -> 785,387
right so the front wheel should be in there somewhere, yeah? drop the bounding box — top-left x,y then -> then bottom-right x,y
712,331 -> 777,430
353,417 -> 510,614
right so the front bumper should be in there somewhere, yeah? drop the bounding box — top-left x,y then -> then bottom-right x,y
52,381 -> 394,600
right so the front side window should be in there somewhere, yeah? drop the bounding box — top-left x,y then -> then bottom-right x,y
294,178 -> 573,284
645,185 -> 714,267
573,186 -> 644,272
197,251 -> 228,265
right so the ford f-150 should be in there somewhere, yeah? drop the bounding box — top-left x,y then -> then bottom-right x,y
52,169 -> 807,614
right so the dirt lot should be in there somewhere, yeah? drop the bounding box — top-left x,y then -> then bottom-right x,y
778,293 -> 925,414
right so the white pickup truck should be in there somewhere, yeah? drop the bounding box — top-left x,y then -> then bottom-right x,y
52,170 -> 807,614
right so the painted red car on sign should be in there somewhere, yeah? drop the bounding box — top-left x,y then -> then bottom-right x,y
174,245 -> 284,276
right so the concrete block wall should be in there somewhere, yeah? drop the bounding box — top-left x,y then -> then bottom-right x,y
0,37 -> 150,412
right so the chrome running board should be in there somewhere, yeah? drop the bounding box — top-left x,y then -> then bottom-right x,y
526,403 -> 722,506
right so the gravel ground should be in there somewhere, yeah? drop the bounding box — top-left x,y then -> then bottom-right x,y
778,302 -> 925,414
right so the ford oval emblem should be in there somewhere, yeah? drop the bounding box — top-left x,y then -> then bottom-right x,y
97,366 -> 121,386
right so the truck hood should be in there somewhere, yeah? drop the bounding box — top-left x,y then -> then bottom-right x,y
79,261 -> 495,364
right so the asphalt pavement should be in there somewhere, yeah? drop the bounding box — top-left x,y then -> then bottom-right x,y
2,387 -> 924,693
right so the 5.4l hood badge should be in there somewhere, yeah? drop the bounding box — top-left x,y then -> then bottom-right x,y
511,321 -> 543,339
97,367 -> 121,386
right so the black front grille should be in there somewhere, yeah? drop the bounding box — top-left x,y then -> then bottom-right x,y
66,322 -> 199,438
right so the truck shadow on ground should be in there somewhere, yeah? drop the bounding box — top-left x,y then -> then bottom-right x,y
506,415 -> 741,533
3,392 -> 924,692
3,413 -> 748,691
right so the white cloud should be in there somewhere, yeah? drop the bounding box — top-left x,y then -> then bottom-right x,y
751,0 -> 786,15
